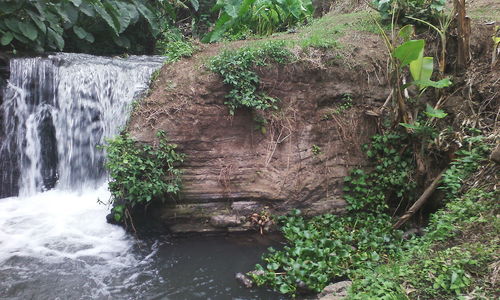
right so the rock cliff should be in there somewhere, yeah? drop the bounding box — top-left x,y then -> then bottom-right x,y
128,34 -> 389,233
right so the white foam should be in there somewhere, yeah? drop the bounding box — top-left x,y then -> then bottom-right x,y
0,184 -> 135,266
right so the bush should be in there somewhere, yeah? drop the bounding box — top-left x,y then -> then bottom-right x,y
208,41 -> 293,115
372,0 -> 446,25
202,0 -> 314,42
343,132 -> 416,213
102,130 -> 185,222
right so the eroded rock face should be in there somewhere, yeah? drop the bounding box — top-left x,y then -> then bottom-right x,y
128,43 -> 387,233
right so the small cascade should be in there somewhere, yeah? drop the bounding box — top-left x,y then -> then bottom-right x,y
0,53 -> 164,197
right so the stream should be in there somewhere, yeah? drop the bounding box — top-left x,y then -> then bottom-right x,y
0,54 -> 285,299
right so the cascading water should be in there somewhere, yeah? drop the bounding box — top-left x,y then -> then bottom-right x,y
0,54 -> 164,298
0,54 -> 164,196
0,53 -> 284,300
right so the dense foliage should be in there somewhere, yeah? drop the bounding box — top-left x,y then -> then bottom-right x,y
349,138 -> 498,299
372,0 -> 446,24
0,0 -> 162,54
344,132 -> 416,213
251,211 -> 403,294
252,132 -> 497,298
102,130 -> 184,222
208,41 -> 292,115
250,132 -> 414,295
203,0 -> 314,42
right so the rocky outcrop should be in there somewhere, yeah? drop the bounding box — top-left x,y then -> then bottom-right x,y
128,38 -> 388,233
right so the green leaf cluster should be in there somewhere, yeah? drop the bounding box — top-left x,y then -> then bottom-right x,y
0,0 -> 159,53
393,38 -> 451,90
344,133 -> 416,213
250,211 -> 403,295
350,186 -> 498,299
102,130 -> 185,222
208,41 -> 293,115
202,0 -> 313,42
349,140 -> 498,299
372,0 -> 446,25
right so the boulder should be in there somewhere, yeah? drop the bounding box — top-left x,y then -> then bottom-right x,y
317,280 -> 352,300
490,144 -> 500,164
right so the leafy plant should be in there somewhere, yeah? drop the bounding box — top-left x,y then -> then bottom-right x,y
344,132 -> 416,213
0,0 -> 159,54
438,135 -> 490,201
156,33 -> 198,63
208,40 -> 292,115
102,130 -> 185,222
311,144 -> 322,156
202,0 -> 313,42
250,210 -> 403,295
372,0 -> 446,25
348,139 -> 498,299
407,6 -> 455,76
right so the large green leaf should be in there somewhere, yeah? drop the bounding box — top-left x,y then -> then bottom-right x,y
133,0 -> 159,36
69,0 -> 82,7
103,0 -> 122,33
47,27 -> 64,50
4,18 -> 21,33
125,3 -> 139,24
393,39 -> 425,67
79,2 -> 96,17
27,10 -> 47,34
409,49 -> 434,90
202,12 -> 232,43
94,3 -> 119,35
223,0 -> 243,18
19,21 -> 38,41
190,0 -> 199,11
113,2 -> 131,33
412,78 -> 452,89
0,1 -> 24,14
12,31 -> 30,43
1,32 -> 14,46
73,25 -> 94,43
59,2 -> 79,26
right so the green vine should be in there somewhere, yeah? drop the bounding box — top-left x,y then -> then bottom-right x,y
344,132 -> 416,213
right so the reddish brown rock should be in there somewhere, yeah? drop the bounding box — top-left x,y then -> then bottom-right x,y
128,42 -> 388,233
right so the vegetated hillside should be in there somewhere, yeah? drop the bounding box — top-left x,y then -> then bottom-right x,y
123,0 -> 499,297
127,10 -> 395,233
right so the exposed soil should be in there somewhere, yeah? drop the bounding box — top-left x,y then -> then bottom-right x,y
127,3 -> 499,233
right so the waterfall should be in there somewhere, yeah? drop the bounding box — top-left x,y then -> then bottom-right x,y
0,53 -> 164,197
0,54 -> 163,298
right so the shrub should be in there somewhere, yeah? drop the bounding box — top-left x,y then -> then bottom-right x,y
202,0 -> 314,42
372,0 -> 446,25
343,132 -> 416,213
102,130 -> 185,222
208,41 -> 293,115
